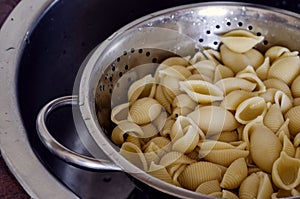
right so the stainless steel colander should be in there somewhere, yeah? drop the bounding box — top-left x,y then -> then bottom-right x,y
37,2 -> 300,198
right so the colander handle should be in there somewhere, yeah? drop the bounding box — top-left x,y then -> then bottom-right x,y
36,95 -> 122,171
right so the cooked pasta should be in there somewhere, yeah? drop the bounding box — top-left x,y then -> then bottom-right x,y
105,29 -> 300,198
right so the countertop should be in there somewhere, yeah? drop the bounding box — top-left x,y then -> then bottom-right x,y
0,0 -> 30,198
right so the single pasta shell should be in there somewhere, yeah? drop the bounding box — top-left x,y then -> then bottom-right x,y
128,74 -> 156,103
263,78 -> 293,99
179,80 -> 224,103
235,96 -> 267,124
283,134 -> 296,157
218,131 -> 239,142
250,124 -> 282,173
188,106 -> 239,134
159,65 -> 192,80
291,75 -> 300,98
120,142 -> 148,171
222,190 -> 239,199
152,110 -> 167,132
202,149 -> 249,167
263,103 -> 284,132
161,76 -> 182,100
160,56 -> 189,67
268,56 -> 300,85
220,30 -> 264,53
220,44 -> 264,73
220,158 -> 248,189
221,90 -> 257,111
126,133 -> 141,148
265,46 -> 291,63
259,88 -> 277,103
172,93 -> 196,109
111,121 -> 144,146
295,147 -> 300,159
239,173 -> 259,199
111,102 -> 130,124
159,117 -> 175,137
215,77 -> 256,95
272,151 -> 300,190
195,180 -> 221,195
159,151 -> 195,167
256,57 -> 270,81
236,66 -> 266,93
214,64 -> 235,83
148,162 -> 179,186
256,171 -> 274,199
189,51 -> 206,64
276,119 -> 291,142
203,49 -> 222,64
129,97 -> 162,125
285,105 -> 300,136
177,161 -> 222,190
142,136 -> 171,152
155,85 -> 172,114
209,192 -> 223,197
294,133 -> 300,147
274,90 -> 293,114
172,125 -> 200,154
188,60 -> 216,80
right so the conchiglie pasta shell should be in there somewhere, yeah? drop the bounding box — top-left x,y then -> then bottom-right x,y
274,90 -> 293,114
291,75 -> 300,98
221,90 -> 257,111
188,60 -> 216,78
222,190 -> 239,199
159,151 -> 195,167
272,151 -> 300,190
220,29 -> 264,53
160,76 -> 182,101
143,137 -> 171,151
285,105 -> 300,136
239,173 -> 259,199
189,51 -> 206,64
203,49 -> 222,64
214,64 -> 235,82
276,118 -> 291,142
236,66 -> 266,93
250,124 -> 282,173
268,56 -> 300,85
111,102 -> 129,124
263,78 -> 292,99
177,161 -> 222,190
126,133 -> 141,148
159,117 -> 175,137
294,98 -> 300,106
159,65 -> 191,80
256,57 -> 270,81
282,134 -> 296,157
160,56 -> 189,67
172,93 -> 196,110
172,106 -> 193,119
215,77 -> 256,94
128,74 -> 156,103
141,123 -> 159,138
263,103 -> 284,132
265,46 -> 291,62
148,162 -> 179,186
294,133 -> 300,147
152,110 -> 167,132
221,158 -> 248,189
195,180 -> 221,194
188,106 -> 239,135
220,44 -> 264,73
235,96 -> 267,124
256,171 -> 274,199
111,121 -> 144,146
218,131 -> 239,142
259,88 -> 277,103
155,85 -> 172,114
120,142 -> 148,171
129,97 -> 162,125
179,80 -> 224,103
172,125 -> 200,154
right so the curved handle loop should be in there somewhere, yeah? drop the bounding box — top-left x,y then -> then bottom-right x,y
36,95 -> 122,171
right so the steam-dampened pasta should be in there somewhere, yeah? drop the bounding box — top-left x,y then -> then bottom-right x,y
105,29 -> 300,198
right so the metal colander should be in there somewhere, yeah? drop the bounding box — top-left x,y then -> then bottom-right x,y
63,2 -> 300,198
93,2 -> 300,137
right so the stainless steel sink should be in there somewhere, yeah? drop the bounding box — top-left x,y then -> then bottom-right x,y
1,0 -> 300,198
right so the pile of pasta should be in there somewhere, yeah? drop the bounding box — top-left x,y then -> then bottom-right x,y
108,29 -> 300,199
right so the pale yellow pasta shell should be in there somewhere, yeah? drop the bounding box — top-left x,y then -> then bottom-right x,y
239,173 -> 259,199
294,98 -> 300,106
220,44 -> 264,73
172,125 -> 200,154
142,136 -> 171,152
177,161 -> 222,190
221,90 -> 257,111
188,106 -> 239,135
111,102 -> 129,124
274,90 -> 293,114
201,149 -> 249,167
294,133 -> 300,147
160,56 -> 190,67
195,180 -> 221,195
220,157 -> 248,189
128,74 -> 156,103
259,88 -> 277,103
209,192 -> 223,197
155,85 -> 172,114
282,134 -> 296,157
218,131 -> 239,142
265,46 -> 291,62
256,57 -> 270,81
159,65 -> 192,80
263,103 -> 284,132
295,147 -> 300,159
111,121 -> 144,146
268,56 -> 300,85
236,66 -> 266,93
235,96 -> 267,124
215,77 -> 256,95
126,133 -> 141,148
141,123 -> 159,138
159,151 -> 195,167
285,105 -> 300,136
187,73 -> 213,83
263,78 -> 292,99
203,49 -> 222,64
222,190 -> 239,199
187,60 -> 216,80
291,75 -> 300,98
172,93 -> 196,110
160,76 -> 182,101
129,97 -> 162,125
249,124 -> 282,173
120,142 -> 148,171
189,51 -> 206,64
276,119 -> 291,142
186,147 -> 201,161
152,110 -> 167,132
214,64 -> 235,83
272,151 -> 300,190
159,117 -> 175,137
220,30 -> 264,53
179,80 -> 224,103
148,162 -> 179,186
256,171 -> 274,199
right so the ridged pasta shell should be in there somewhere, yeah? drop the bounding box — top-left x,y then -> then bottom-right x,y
282,134 -> 296,157
218,131 -> 239,142
265,46 -> 291,62
220,44 -> 264,73
187,60 -> 216,80
268,56 -> 300,85
179,80 -> 224,103
141,123 -> 159,138
172,93 -> 197,110
111,121 -> 144,146
249,123 -> 282,173
172,125 -> 200,154
220,29 -> 264,53
263,78 -> 293,99
188,106 -> 239,135
291,75 -> 300,98
285,105 -> 300,136
160,76 -> 182,101
221,90 -> 257,111
128,74 -> 156,103
160,56 -> 190,67
239,173 -> 260,199
143,137 -> 171,152
159,151 -> 195,167
203,49 -> 222,65
235,97 -> 267,124
295,147 -> 300,159
214,64 -> 235,83
271,189 -> 295,199
274,90 -> 293,114
177,161 -> 222,190
215,77 -> 256,94
276,118 -> 291,142
222,190 -> 239,199
294,133 -> 300,147
220,158 -> 248,189
159,117 -> 175,137
144,143 -> 161,164
263,103 -> 284,132
120,142 -> 148,171
129,97 -> 162,125
111,102 -> 129,124
236,65 -> 266,93
171,107 -> 193,119
126,133 -> 141,148
294,98 -> 300,106
187,73 -> 213,83
256,172 -> 274,199
256,57 -> 270,81
155,85 -> 172,114
189,51 -> 206,64
148,162 -> 179,186
259,88 -> 277,103
195,180 -> 221,194
186,147 -> 201,161
272,151 -> 300,190
152,110 -> 167,132
159,65 -> 191,80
